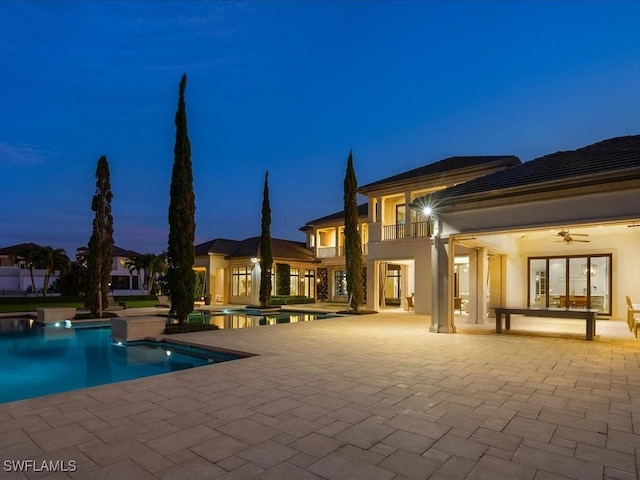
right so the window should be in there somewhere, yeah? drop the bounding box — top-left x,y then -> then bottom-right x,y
290,268 -> 300,296
528,254 -> 611,314
304,269 -> 315,298
334,270 -> 347,296
110,275 -> 130,290
385,265 -> 401,300
232,267 -> 252,296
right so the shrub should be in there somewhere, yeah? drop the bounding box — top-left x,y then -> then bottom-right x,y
268,296 -> 315,305
276,263 -> 290,296
165,323 -> 219,334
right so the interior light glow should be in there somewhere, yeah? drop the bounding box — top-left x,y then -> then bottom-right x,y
423,206 -> 433,216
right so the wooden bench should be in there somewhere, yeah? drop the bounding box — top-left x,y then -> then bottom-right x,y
494,307 -> 598,341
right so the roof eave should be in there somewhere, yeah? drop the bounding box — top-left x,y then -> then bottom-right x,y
425,169 -> 640,210
358,157 -> 520,195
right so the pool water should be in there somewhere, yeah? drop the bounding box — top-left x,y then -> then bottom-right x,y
204,310 -> 336,329
0,318 -> 240,404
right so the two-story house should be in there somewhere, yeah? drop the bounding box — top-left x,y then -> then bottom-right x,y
76,245 -> 146,296
358,155 -> 521,314
300,204 -> 369,302
303,135 -> 640,336
0,243 -> 53,295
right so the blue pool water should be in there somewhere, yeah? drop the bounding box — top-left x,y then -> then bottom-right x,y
0,318 -> 241,404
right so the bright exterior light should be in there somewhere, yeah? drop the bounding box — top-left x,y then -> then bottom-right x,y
423,206 -> 433,216
166,350 -> 172,357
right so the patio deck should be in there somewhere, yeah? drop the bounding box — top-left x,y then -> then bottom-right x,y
1,312 -> 639,479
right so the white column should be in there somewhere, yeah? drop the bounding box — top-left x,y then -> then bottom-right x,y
468,248 -> 489,324
431,232 -> 453,333
366,261 -> 377,311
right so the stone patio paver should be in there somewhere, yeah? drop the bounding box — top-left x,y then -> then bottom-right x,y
1,312 -> 640,478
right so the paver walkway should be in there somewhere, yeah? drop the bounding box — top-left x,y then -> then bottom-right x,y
1,313 -> 639,479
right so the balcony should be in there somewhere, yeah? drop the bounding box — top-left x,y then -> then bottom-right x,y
317,247 -> 337,258
382,221 -> 431,241
316,244 -> 369,258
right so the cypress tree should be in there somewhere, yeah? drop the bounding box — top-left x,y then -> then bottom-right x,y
166,73 -> 196,323
259,171 -> 273,307
85,155 -> 114,317
343,149 -> 363,311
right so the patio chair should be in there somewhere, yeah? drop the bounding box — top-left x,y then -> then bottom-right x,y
406,296 -> 414,312
625,296 -> 640,337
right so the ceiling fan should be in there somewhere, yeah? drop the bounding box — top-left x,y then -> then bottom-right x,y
556,229 -> 590,243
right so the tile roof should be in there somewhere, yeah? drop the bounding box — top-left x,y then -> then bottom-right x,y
75,245 -> 142,259
301,203 -> 368,230
421,134 -> 640,205
194,238 -> 238,256
196,237 -> 316,262
359,155 -> 521,192
112,246 -> 143,258
0,242 -> 42,256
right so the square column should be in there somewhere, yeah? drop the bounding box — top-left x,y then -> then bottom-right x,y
468,248 -> 489,324
431,234 -> 454,333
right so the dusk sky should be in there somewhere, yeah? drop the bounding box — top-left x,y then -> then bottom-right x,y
2,1 -> 640,257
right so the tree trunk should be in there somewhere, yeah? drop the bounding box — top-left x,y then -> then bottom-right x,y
29,268 -> 38,297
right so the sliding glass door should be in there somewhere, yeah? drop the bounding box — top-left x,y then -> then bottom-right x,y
527,254 -> 611,315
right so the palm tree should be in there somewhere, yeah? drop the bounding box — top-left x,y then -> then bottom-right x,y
10,244 -> 44,296
39,246 -> 70,297
124,255 -> 147,294
143,254 -> 167,296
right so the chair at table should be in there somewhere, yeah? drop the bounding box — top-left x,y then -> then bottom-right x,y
625,296 -> 640,337
590,296 -> 604,312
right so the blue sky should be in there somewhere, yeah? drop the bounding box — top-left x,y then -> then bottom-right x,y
2,1 -> 640,256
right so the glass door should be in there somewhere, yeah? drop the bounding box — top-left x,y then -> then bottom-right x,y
528,258 -> 547,307
303,269 -> 315,298
528,255 -> 611,314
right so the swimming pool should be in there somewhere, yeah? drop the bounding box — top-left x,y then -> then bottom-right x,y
0,318 -> 241,404
203,310 -> 336,329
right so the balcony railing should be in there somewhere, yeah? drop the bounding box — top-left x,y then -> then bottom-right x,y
317,244 -> 369,258
316,247 -> 336,258
382,223 -> 406,240
412,221 -> 431,238
382,221 -> 431,241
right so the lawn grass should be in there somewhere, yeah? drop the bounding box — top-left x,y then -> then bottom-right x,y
0,300 -> 85,313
